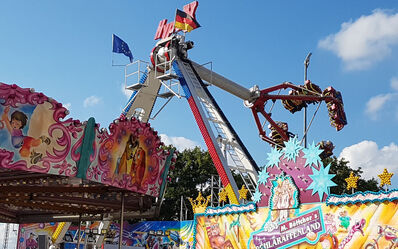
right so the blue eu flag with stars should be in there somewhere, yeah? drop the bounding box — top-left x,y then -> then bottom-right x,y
112,34 -> 133,63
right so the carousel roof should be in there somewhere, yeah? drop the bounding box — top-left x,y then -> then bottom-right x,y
0,82 -> 176,223
0,168 -> 158,223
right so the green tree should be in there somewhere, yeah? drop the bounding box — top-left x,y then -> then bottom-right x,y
322,156 -> 380,195
158,146 -> 218,220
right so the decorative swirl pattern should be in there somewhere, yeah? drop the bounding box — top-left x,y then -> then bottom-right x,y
90,116 -> 175,196
0,149 -> 26,170
52,160 -> 76,176
0,82 -> 85,177
45,123 -> 71,162
70,133 -> 84,162
0,82 -> 176,197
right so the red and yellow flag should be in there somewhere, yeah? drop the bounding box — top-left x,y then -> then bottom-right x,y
175,9 -> 200,32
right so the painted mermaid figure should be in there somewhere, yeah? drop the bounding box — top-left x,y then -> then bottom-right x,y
1,106 -> 50,164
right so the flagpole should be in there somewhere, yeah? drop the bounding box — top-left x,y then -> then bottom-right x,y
174,9 -> 178,35
174,9 -> 186,36
111,60 -> 126,67
303,52 -> 312,148
112,34 -> 114,66
112,34 -> 114,51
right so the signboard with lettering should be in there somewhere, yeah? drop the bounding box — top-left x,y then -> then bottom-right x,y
251,207 -> 324,249
191,138 -> 398,249
192,201 -> 398,249
153,1 -> 199,40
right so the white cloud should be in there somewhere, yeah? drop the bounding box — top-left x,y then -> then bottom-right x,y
365,77 -> 398,120
391,77 -> 398,91
365,93 -> 395,117
63,102 -> 72,110
121,83 -> 131,99
319,9 -> 398,70
339,141 -> 398,184
160,134 -> 201,151
83,95 -> 101,108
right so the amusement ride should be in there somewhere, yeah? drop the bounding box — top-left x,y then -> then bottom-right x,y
121,19 -> 347,205
1,2 -> 397,249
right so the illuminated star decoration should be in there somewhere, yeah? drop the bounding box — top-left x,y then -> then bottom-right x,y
239,185 -> 249,200
345,172 -> 359,190
253,188 -> 262,203
258,169 -> 270,185
218,188 -> 228,203
282,136 -> 302,162
265,147 -> 282,168
302,141 -> 323,168
307,164 -> 336,201
378,168 -> 394,187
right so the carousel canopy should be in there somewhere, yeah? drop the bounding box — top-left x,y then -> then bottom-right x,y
0,83 -> 176,223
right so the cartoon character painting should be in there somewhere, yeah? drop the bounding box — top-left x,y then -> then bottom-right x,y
117,134 -> 137,175
325,213 -> 337,235
338,210 -> 351,230
270,176 -> 298,223
146,235 -> 161,249
130,134 -> 146,188
364,225 -> 398,249
337,219 -> 366,249
25,233 -> 38,249
319,234 -> 338,249
1,106 -> 50,164
205,218 -> 234,249
116,133 -> 148,188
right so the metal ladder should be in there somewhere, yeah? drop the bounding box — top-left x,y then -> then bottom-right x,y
209,175 -> 222,207
121,55 -> 258,200
177,60 -> 258,199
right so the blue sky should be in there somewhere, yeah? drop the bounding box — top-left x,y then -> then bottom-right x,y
1,0 -> 397,185
0,0 -> 398,203
1,0 -> 398,247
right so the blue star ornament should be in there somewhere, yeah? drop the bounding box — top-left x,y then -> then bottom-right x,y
258,169 -> 270,185
282,136 -> 302,162
253,188 -> 263,203
307,164 -> 336,200
265,147 -> 282,168
302,141 -> 323,168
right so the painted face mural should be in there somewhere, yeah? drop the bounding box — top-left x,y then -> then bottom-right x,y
270,175 -> 299,223
0,82 -> 176,197
18,223 -> 58,249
